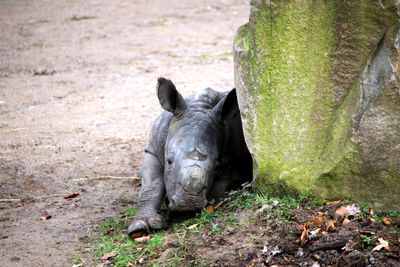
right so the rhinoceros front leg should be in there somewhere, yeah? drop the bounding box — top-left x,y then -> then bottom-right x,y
128,152 -> 167,235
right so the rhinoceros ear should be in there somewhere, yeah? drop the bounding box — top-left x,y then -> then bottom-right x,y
211,89 -> 239,122
157,77 -> 188,115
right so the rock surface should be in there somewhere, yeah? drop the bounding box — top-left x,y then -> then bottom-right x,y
234,0 -> 400,209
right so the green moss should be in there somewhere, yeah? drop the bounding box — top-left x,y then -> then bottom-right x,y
249,0 -> 336,190
235,0 -> 399,209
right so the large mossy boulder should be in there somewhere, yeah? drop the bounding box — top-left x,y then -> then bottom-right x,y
234,0 -> 400,209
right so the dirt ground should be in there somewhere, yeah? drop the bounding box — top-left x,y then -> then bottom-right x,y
0,0 -> 250,266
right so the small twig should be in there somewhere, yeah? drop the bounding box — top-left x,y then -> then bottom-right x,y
0,199 -> 21,203
0,194 -> 65,203
71,176 -> 140,181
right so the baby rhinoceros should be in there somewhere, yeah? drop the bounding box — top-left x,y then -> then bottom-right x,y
128,77 -> 252,235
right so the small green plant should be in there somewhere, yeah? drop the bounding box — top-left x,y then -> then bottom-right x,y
152,19 -> 166,26
211,222 -> 221,234
68,253 -> 82,264
196,53 -> 211,60
32,41 -> 43,47
121,207 -> 137,218
360,235 -> 374,246
168,53 -> 179,58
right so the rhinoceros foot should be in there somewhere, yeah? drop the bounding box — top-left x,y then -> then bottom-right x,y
128,214 -> 167,235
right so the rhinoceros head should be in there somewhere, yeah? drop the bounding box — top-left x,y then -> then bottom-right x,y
157,78 -> 239,211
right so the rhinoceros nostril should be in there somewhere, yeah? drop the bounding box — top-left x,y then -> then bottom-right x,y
168,198 -> 177,210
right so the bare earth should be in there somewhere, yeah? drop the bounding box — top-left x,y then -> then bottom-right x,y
0,1 -> 249,266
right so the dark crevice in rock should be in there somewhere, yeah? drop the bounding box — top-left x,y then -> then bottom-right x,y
353,27 -> 397,129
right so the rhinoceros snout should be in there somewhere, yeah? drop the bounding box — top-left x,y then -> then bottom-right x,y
168,194 -> 207,211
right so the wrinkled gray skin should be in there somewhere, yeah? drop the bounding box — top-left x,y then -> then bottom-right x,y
128,78 -> 252,235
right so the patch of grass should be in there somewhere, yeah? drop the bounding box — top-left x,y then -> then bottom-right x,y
360,234 -> 374,249
94,216 -> 166,266
167,53 -> 179,58
196,53 -> 211,60
127,60 -> 138,66
195,51 -> 233,61
121,207 -> 137,218
90,185 -> 348,265
210,222 -> 221,234
68,253 -> 82,264
32,41 -> 43,47
151,19 -> 166,27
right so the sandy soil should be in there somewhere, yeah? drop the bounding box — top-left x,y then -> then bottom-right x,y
0,1 -> 249,266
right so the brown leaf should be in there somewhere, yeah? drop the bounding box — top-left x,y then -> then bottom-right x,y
130,232 -> 144,239
305,216 -> 324,228
205,201 -> 225,213
64,192 -> 80,199
135,236 -> 150,242
382,217 -> 392,225
17,202 -> 26,207
300,228 -> 309,246
366,216 -> 375,224
101,251 -> 117,260
369,208 -> 374,216
40,215 -> 51,220
205,205 -> 215,212
334,206 -> 347,219
326,200 -> 341,205
342,218 -> 351,224
326,220 -> 336,231
138,258 -> 145,264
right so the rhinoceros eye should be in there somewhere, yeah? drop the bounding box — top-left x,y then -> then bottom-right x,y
166,153 -> 175,165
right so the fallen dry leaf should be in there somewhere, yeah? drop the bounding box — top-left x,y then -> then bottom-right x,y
205,205 -> 215,212
135,236 -> 150,242
305,216 -> 324,228
326,220 -> 336,231
382,217 -> 392,225
130,232 -> 144,238
138,258 -> 145,263
64,192 -> 80,199
342,218 -> 351,224
372,238 -> 390,251
325,200 -> 341,205
205,201 -> 224,213
300,228 -> 309,246
366,216 -> 375,223
334,206 -> 347,219
188,223 -> 200,230
17,202 -> 26,207
369,208 -> 374,216
101,251 -> 117,260
40,215 -> 51,221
